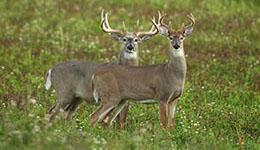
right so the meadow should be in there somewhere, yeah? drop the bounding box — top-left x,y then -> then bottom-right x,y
0,0 -> 259,149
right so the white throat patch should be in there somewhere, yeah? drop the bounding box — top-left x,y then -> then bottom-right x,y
124,51 -> 137,59
172,47 -> 184,57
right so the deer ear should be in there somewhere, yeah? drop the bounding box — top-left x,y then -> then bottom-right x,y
110,33 -> 124,41
159,26 -> 170,36
183,26 -> 193,36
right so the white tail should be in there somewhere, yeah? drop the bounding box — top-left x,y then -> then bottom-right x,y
91,75 -> 99,103
45,69 -> 52,90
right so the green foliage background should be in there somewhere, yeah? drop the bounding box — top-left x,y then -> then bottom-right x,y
0,0 -> 259,149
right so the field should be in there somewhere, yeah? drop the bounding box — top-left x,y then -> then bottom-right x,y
0,0 -> 259,149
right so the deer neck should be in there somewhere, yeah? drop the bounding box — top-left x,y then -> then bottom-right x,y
119,47 -> 139,66
166,44 -> 187,79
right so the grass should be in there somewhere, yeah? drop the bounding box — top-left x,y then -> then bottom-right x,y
0,0 -> 259,149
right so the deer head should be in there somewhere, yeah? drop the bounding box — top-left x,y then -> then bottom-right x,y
155,11 -> 195,50
101,10 -> 158,54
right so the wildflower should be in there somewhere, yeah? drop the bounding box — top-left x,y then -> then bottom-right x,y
100,138 -> 107,144
93,137 -> 100,144
30,98 -> 37,104
33,125 -> 40,133
10,100 -> 16,106
28,113 -> 34,117
139,127 -> 147,134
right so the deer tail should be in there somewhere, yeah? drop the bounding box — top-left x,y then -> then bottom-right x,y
45,69 -> 52,90
91,74 -> 99,103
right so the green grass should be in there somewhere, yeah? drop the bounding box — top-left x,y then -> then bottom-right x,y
0,0 -> 259,149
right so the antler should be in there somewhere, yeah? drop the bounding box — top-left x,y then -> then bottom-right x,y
100,10 -> 123,35
156,11 -> 172,35
136,17 -> 159,37
183,13 -> 195,29
158,11 -> 168,27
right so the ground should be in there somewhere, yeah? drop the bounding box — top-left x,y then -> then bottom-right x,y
0,0 -> 259,149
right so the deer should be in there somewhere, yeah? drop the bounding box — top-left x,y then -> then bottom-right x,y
90,11 -> 195,128
45,10 -> 158,123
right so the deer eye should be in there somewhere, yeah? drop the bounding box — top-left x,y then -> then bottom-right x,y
123,38 -> 127,42
169,37 -> 173,40
134,38 -> 138,42
180,37 -> 184,40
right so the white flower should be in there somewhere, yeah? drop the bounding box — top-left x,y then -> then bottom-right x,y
93,137 -> 100,144
30,98 -> 37,104
33,125 -> 40,132
10,100 -> 16,106
28,113 -> 34,117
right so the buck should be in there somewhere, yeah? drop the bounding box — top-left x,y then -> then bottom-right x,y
90,12 -> 195,128
45,10 -> 158,122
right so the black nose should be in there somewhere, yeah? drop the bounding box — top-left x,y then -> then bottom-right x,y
127,45 -> 134,50
173,44 -> 180,49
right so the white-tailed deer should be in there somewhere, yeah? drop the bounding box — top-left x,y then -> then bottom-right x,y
90,12 -> 195,128
45,10 -> 158,122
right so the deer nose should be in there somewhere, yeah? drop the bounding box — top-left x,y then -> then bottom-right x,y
173,44 -> 180,49
127,45 -> 134,50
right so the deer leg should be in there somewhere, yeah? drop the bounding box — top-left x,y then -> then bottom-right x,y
90,104 -> 115,127
48,92 -> 75,121
48,103 -> 56,114
101,101 -> 126,127
167,89 -> 182,128
167,99 -> 178,129
105,101 -> 128,127
47,102 -> 61,122
65,98 -> 82,120
117,101 -> 129,128
159,101 -> 168,128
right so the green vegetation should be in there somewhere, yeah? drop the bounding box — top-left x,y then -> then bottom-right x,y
0,0 -> 259,149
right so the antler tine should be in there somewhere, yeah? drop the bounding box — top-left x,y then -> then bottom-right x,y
185,13 -> 195,28
100,10 -> 122,34
158,11 -> 167,27
100,10 -> 108,29
151,16 -> 160,31
136,16 -> 159,37
104,12 -> 112,29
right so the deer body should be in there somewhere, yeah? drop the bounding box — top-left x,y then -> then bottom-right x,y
91,43 -> 186,127
46,10 -> 157,122
98,55 -> 186,100
90,12 -> 195,128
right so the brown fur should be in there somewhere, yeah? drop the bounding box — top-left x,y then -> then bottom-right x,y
47,11 -> 157,122
90,12 -> 195,128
